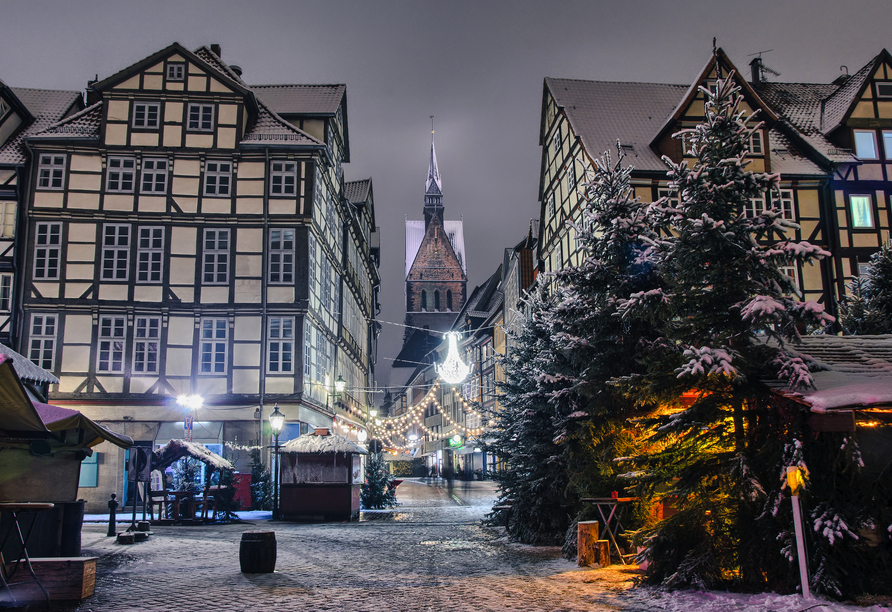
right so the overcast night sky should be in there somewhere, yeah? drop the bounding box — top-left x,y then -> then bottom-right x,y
2,0 -> 889,389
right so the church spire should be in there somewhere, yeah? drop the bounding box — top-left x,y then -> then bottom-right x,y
424,117 -> 444,228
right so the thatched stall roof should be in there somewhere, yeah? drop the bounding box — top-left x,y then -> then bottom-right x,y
281,433 -> 367,455
153,439 -> 233,471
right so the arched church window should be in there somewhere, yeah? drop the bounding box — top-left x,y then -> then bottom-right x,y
446,290 -> 453,311
421,290 -> 427,311
434,290 -> 441,311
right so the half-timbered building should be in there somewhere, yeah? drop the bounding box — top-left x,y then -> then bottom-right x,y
538,48 -> 892,318
19,43 -> 380,511
0,81 -> 81,347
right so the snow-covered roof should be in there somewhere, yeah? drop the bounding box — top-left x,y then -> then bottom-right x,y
0,342 -> 59,385
0,87 -> 81,164
405,219 -> 466,277
281,433 -> 367,455
775,335 -> 892,412
154,439 -> 233,471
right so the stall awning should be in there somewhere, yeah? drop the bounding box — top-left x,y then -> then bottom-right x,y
34,402 -> 132,449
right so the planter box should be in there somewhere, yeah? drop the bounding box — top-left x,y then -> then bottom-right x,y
2,557 -> 96,602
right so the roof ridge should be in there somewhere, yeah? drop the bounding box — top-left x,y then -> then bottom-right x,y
250,83 -> 346,89
547,76 -> 689,88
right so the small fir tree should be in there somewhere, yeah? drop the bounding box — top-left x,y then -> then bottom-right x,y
839,242 -> 892,335
360,452 -> 396,509
171,457 -> 202,492
249,447 -> 272,511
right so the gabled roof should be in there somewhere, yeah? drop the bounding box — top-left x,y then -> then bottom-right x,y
251,84 -> 346,116
405,219 -> 466,277
463,265 -> 504,324
29,101 -> 102,142
0,86 -> 82,164
818,50 -> 889,134
406,216 -> 466,283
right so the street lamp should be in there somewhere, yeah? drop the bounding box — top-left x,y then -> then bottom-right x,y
177,394 -> 203,442
335,375 -> 346,395
268,404 -> 285,520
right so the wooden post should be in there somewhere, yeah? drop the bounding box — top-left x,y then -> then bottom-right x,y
597,540 -> 611,567
577,520 -> 600,567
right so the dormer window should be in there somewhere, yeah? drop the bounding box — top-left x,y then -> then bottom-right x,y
188,104 -> 214,132
853,130 -> 878,159
167,62 -> 185,82
132,102 -> 160,129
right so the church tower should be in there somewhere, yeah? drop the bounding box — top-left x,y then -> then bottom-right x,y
395,130 -> 467,366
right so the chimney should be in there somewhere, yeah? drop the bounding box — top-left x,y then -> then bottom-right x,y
210,43 -> 222,57
749,57 -> 762,87
314,427 -> 330,436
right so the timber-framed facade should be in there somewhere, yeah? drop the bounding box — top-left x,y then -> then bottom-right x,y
19,43 -> 380,511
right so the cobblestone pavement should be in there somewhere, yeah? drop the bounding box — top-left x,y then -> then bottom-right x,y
53,479 -> 641,612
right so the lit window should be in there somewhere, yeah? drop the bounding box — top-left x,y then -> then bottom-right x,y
140,159 -> 168,193
853,130 -> 878,159
203,161 -> 231,196
749,130 -> 763,155
37,154 -> 65,190
29,314 -> 56,370
188,104 -> 214,131
97,315 -> 125,373
202,229 -> 229,284
34,222 -> 61,280
850,195 -> 874,228
167,63 -> 185,81
136,227 -> 164,283
268,317 -> 294,373
101,224 -> 130,280
200,318 -> 228,373
269,229 -> 294,284
0,201 -> 16,237
132,103 -> 160,129
270,161 -> 297,196
0,274 -> 11,312
107,157 -> 136,192
133,316 -> 160,374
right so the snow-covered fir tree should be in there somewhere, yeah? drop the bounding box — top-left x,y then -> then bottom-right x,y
618,71 -> 836,592
360,452 -> 397,509
839,242 -> 892,335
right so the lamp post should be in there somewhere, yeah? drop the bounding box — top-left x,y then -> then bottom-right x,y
268,404 -> 285,521
177,394 -> 203,442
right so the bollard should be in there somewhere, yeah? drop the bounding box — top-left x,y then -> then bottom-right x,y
107,493 -> 119,537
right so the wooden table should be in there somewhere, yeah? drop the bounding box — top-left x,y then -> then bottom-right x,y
580,497 -> 636,565
0,502 -> 55,608
169,491 -> 198,520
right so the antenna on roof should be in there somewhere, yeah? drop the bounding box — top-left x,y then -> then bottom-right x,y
747,49 -> 780,85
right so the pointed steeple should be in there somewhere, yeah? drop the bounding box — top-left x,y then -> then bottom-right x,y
424,119 -> 444,228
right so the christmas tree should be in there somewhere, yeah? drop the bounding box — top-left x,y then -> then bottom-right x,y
360,452 -> 397,509
839,242 -> 892,335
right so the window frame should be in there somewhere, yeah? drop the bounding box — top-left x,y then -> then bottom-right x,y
749,129 -> 764,155
0,273 -> 11,312
202,229 -> 230,285
106,156 -> 136,193
100,224 -> 130,281
267,316 -> 294,374
131,102 -> 160,130
200,318 -> 228,374
37,154 -> 66,190
853,130 -> 879,160
29,314 -> 57,371
203,160 -> 231,197
0,201 -> 16,238
136,226 -> 164,284
140,158 -> 169,194
270,161 -> 297,196
268,228 -> 294,284
772,189 -> 795,221
850,194 -> 874,229
132,316 -> 160,374
166,62 -> 185,82
34,222 -> 62,280
187,103 -> 215,132
97,314 -> 126,373
882,130 -> 892,160
876,82 -> 892,99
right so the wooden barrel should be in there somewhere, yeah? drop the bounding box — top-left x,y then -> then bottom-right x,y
239,531 -> 276,573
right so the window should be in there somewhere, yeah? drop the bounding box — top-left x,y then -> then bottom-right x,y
37,154 -> 65,189
304,320 -> 313,377
883,131 -> 892,160
876,82 -> 892,98
101,224 -> 130,281
434,290 -> 441,311
0,274 -> 11,312
270,161 -> 297,196
566,161 -> 576,193
132,102 -> 160,129
447,289 -> 453,310
202,229 -> 229,284
0,201 -> 15,237
78,452 -> 98,488
772,189 -> 795,221
166,62 -> 185,81
858,262 -> 871,276
200,318 -> 228,373
188,104 -> 214,131
308,232 -> 317,298
133,316 -> 160,374
749,130 -> 763,155
107,157 -> 136,192
745,195 -> 765,218
140,159 -> 168,193
203,160 -> 231,196
552,128 -> 561,157
853,130 -> 878,160
658,187 -> 680,208
546,193 -> 555,219
269,229 -> 294,284
779,265 -> 799,295
850,195 -> 874,228
268,317 -> 294,373
29,314 -> 56,370
34,222 -> 61,280
136,227 -> 164,283
97,315 -> 125,373
421,290 -> 428,311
